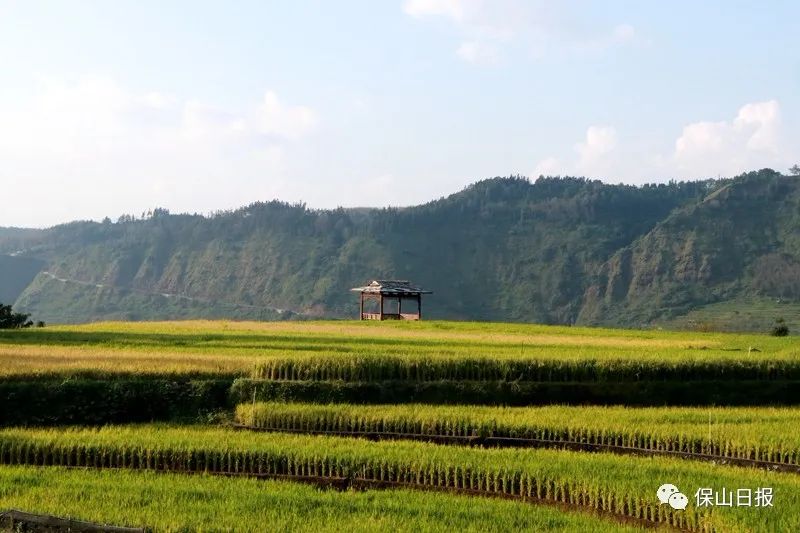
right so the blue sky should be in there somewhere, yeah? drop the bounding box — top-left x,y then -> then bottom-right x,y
0,0 -> 798,227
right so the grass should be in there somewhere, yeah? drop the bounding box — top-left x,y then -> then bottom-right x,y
0,424 -> 797,531
0,465 -> 645,532
662,297 -> 800,334
0,319 -> 796,379
236,403 -> 800,464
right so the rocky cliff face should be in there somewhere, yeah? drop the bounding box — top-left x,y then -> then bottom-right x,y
578,171 -> 800,326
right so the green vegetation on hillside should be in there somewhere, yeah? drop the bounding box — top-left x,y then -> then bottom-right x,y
580,170 -> 800,329
0,255 -> 43,304
659,297 -> 800,334
11,171 -> 799,329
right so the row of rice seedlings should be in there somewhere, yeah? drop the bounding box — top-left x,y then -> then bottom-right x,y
0,441 -> 694,530
251,355 -> 800,382
235,403 -> 800,465
0,425 -> 797,532
0,430 -> 693,530
0,465 -> 643,533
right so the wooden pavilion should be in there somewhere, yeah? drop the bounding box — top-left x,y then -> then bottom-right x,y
351,280 -> 432,320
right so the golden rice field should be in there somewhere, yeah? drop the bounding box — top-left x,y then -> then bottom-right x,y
0,319 -> 796,378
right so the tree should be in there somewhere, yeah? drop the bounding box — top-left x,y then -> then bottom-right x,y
790,165 -> 800,176
0,303 -> 33,329
770,317 -> 789,337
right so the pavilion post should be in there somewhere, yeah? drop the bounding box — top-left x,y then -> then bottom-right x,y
359,292 -> 364,320
417,294 -> 422,320
379,294 -> 384,321
398,296 -> 402,317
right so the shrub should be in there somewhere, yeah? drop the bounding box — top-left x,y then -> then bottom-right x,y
771,317 -> 790,337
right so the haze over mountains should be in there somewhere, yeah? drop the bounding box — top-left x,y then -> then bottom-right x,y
1,168 -> 798,332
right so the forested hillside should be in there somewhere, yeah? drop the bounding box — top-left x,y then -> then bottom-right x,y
2,169 -> 797,331
579,170 -> 800,329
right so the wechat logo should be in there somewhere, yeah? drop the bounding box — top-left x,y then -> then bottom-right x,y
657,484 -> 689,510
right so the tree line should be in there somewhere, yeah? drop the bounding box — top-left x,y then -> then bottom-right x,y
0,303 -> 43,329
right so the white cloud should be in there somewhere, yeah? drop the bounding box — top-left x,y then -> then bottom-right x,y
456,40 -> 501,65
575,126 -> 617,173
5,77 -> 135,159
674,100 -> 783,176
530,126 -> 618,179
612,24 -> 636,44
0,76 -> 317,227
140,91 -> 175,110
403,0 -> 527,64
675,121 -> 728,157
180,100 -> 246,141
734,100 -> 780,152
569,23 -> 647,55
403,1 -> 640,64
532,100 -> 791,184
254,91 -> 317,140
403,0 -> 467,21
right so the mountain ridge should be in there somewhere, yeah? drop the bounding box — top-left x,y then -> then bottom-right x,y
1,169 -> 797,332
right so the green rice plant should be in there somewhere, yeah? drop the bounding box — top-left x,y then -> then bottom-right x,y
0,425 -> 797,532
0,465 -> 641,532
236,403 -> 800,465
249,354 -> 800,382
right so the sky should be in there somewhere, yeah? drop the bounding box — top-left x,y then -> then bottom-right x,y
0,0 -> 798,227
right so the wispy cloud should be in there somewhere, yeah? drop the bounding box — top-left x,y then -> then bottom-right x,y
0,76 -> 317,226
456,40 -> 501,65
403,0 -> 468,22
403,0 -> 641,65
533,100 -> 792,182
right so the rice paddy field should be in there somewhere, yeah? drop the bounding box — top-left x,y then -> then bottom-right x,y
1,319 -> 799,531
1,319 -> 798,378
0,466 -> 642,532
236,403 -> 800,465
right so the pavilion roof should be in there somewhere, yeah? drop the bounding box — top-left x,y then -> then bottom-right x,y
350,280 -> 432,295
